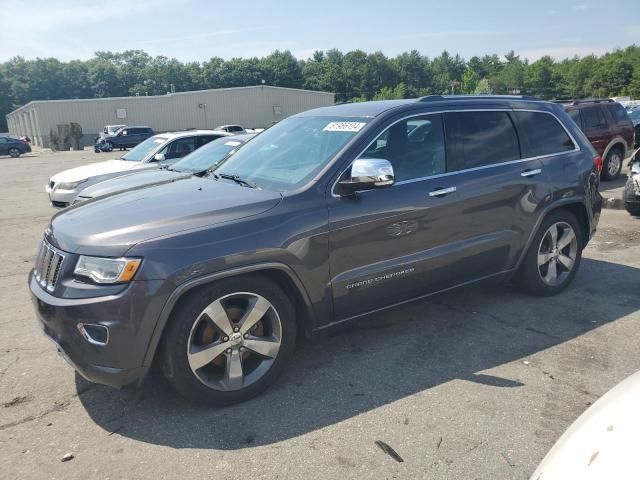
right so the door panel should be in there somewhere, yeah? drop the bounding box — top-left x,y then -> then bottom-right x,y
328,109 -> 550,321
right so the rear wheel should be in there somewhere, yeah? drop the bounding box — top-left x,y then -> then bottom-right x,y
516,210 -> 583,296
161,275 -> 296,405
8,147 -> 20,158
602,148 -> 623,181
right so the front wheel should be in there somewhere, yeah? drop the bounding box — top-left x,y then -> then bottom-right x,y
516,210 -> 583,297
161,275 -> 296,405
601,148 -> 623,181
8,147 -> 20,158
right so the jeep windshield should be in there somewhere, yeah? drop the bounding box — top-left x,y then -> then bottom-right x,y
212,116 -> 371,191
121,136 -> 167,162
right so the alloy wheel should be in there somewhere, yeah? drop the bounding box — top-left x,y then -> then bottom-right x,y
537,221 -> 578,286
187,292 -> 282,391
607,151 -> 622,177
9,148 -> 19,158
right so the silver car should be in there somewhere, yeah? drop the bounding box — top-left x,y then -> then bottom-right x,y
46,130 -> 231,208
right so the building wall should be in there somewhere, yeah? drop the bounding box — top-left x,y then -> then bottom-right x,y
6,86 -> 335,148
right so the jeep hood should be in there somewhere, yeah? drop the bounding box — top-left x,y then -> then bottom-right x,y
77,169 -> 189,200
48,177 -> 282,257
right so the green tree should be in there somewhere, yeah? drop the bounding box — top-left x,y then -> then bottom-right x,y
474,78 -> 493,94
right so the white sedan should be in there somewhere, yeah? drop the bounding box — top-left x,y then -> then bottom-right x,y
46,130 -> 230,208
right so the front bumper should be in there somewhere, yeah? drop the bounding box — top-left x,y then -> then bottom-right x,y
29,270 -> 164,388
47,187 -> 79,209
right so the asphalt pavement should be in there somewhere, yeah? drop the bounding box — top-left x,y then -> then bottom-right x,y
1,150 -> 639,480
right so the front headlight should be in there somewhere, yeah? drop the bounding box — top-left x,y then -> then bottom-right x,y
57,179 -> 88,190
74,256 -> 141,284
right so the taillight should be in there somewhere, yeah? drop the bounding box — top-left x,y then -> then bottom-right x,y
593,155 -> 603,173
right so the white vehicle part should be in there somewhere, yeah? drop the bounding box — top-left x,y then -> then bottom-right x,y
530,370 -> 640,480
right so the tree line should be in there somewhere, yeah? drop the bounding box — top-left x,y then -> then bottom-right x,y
2,46 -> 640,131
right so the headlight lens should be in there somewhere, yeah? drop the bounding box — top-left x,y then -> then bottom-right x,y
57,179 -> 88,190
74,256 -> 141,284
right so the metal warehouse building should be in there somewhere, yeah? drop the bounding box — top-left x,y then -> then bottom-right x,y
6,85 -> 335,148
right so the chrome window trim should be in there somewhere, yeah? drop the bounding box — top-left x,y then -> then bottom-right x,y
331,108 -> 580,197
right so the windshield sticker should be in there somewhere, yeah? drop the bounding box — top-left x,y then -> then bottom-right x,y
323,122 -> 366,132
225,141 -> 241,146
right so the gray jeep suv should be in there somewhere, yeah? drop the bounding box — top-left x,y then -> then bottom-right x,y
29,96 -> 602,405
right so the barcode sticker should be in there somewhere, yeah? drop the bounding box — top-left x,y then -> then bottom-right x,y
323,122 -> 366,132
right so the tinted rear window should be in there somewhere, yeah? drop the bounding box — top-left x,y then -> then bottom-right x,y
606,103 -> 630,124
445,111 -> 520,171
567,109 -> 582,129
515,111 -> 575,157
582,106 -> 607,130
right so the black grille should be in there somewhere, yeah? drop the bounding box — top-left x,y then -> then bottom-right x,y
34,240 -> 65,292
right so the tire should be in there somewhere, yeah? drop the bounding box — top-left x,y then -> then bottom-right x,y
601,147 -> 623,181
161,274 -> 297,405
8,147 -> 20,158
624,177 -> 640,216
516,210 -> 583,297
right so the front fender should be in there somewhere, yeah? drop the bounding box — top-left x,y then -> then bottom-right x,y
138,262 -> 317,378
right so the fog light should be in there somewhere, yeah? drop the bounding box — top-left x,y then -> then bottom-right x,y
77,323 -> 109,346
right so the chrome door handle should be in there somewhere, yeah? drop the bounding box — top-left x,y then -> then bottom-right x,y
428,186 -> 456,197
521,168 -> 542,177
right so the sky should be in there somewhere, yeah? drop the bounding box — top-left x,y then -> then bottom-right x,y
1,0 -> 639,63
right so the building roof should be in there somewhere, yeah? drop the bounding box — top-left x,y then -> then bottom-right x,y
6,85 -> 335,117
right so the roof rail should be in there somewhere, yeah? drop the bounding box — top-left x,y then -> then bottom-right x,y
417,94 -> 541,102
569,98 -> 614,105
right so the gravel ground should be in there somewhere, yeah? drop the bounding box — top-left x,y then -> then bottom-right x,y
1,150 -> 639,480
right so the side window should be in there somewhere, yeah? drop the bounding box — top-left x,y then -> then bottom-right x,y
166,137 -> 197,159
514,111 -> 575,157
567,109 -> 582,130
360,114 -> 446,183
582,107 -> 607,131
197,136 -> 217,147
445,111 -> 520,171
606,103 -> 629,124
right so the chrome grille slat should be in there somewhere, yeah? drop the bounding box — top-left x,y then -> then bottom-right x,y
34,239 -> 65,292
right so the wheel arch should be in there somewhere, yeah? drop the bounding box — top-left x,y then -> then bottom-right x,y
514,200 -> 591,273
139,262 -> 317,379
603,137 -> 627,160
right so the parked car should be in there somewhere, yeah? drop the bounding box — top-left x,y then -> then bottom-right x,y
214,124 -> 246,134
46,130 -> 231,208
74,134 -> 255,204
29,96 -> 602,405
102,126 -> 155,150
100,125 -> 127,137
563,99 -> 634,180
530,370 -> 640,479
627,107 -> 640,150
0,136 -> 32,157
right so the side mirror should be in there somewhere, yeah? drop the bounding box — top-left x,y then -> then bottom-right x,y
153,153 -> 166,162
336,158 -> 394,196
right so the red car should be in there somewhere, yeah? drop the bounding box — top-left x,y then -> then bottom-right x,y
564,99 -> 635,180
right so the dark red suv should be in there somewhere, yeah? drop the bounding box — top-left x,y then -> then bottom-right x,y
564,99 -> 634,180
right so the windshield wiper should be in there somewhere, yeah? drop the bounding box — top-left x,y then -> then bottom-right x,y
214,172 -> 257,188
